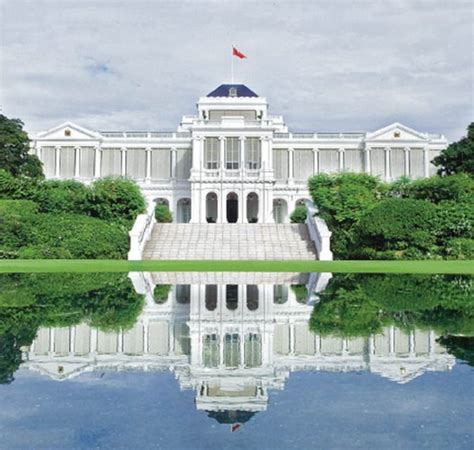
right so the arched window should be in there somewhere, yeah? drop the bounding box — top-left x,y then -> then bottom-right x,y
205,285 -> 218,311
175,285 -> 190,304
226,285 -> 239,310
273,285 -> 288,304
246,285 -> 259,311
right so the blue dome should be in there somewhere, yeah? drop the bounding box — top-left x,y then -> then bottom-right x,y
207,84 -> 258,98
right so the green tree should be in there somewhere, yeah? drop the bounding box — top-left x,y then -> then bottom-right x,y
433,123 -> 474,176
290,206 -> 307,223
0,115 -> 43,178
155,204 -> 173,223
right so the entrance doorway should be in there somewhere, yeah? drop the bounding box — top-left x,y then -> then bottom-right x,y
177,198 -> 191,223
273,199 -> 288,224
226,192 -> 238,223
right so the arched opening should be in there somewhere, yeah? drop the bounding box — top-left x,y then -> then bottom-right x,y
206,192 -> 218,223
205,285 -> 218,311
295,198 -> 308,208
226,285 -> 239,310
175,285 -> 190,304
246,193 -> 259,223
154,197 -> 169,207
177,198 -> 191,223
246,285 -> 259,311
226,192 -> 238,223
273,199 -> 288,224
273,285 -> 288,304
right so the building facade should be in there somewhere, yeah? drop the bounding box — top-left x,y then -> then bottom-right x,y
31,84 -> 448,224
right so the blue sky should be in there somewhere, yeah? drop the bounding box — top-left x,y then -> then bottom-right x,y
0,0 -> 472,140
1,365 -> 473,449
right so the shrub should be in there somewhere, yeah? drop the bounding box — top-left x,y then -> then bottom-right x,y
32,180 -> 90,215
24,213 -> 129,259
0,200 -> 38,254
356,198 -> 438,257
402,173 -> 474,203
445,238 -> 474,260
155,204 -> 173,223
153,285 -> 171,303
290,206 -> 307,223
88,177 -> 145,223
308,173 -> 385,258
433,200 -> 474,240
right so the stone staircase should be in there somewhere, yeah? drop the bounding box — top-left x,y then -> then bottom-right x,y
143,223 -> 317,260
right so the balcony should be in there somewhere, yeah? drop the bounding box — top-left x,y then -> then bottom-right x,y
200,169 -> 262,181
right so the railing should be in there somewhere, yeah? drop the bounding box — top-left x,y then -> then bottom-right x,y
304,200 -> 333,261
128,203 -> 156,260
100,131 -> 192,139
274,132 -> 366,140
201,169 -> 262,179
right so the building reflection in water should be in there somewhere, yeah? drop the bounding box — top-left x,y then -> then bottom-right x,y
21,272 -> 455,427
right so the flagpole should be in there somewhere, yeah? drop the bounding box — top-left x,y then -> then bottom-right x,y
231,46 -> 234,83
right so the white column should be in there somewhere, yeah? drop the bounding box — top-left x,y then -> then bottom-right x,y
338,148 -> 345,172
389,326 -> 395,354
145,147 -> 152,181
90,328 -> 98,354
409,330 -> 415,355
423,146 -> 430,178
404,146 -> 410,177
429,330 -> 435,355
384,146 -> 391,181
69,326 -> 76,355
55,146 -> 61,178
288,148 -> 294,184
289,322 -> 295,355
121,147 -> 127,176
363,146 -> 371,174
239,136 -> 246,173
260,136 -> 272,172
219,137 -> 226,170
74,147 -> 80,178
94,146 -> 101,178
315,334 -> 321,355
171,147 -> 177,179
313,148 -> 319,175
117,331 -> 124,353
49,328 -> 55,355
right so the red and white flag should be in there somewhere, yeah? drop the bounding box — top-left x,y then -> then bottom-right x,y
232,47 -> 247,59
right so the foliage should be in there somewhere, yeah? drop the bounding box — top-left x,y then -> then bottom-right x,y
88,177 -> 146,223
400,173 -> 474,203
290,206 -> 307,223
0,114 -> 44,178
437,336 -> 474,366
355,198 -> 438,258
310,273 -> 474,338
433,122 -> 474,176
153,284 -> 171,303
0,200 -> 128,259
445,238 -> 474,260
291,284 -> 308,303
0,272 -> 145,383
308,173 -> 385,258
155,204 -> 173,223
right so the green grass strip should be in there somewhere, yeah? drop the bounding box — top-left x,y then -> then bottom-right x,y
0,259 -> 473,274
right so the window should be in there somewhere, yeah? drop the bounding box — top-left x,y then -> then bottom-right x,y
225,137 -> 240,170
229,87 -> 237,97
245,138 -> 261,169
205,285 -> 218,311
204,138 -> 220,169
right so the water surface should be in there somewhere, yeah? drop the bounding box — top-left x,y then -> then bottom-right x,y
0,272 -> 472,449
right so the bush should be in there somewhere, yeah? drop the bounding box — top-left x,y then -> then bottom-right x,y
308,173 -> 385,258
24,214 -> 129,259
290,206 -> 307,223
32,180 -> 91,215
155,204 -> 173,223
402,173 -> 474,203
153,285 -> 171,303
88,177 -> 145,223
445,238 -> 474,260
433,200 -> 474,240
356,198 -> 438,257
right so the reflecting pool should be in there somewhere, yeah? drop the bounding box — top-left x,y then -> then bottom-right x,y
0,272 -> 473,449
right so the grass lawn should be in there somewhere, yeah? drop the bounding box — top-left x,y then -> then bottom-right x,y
0,259 -> 473,274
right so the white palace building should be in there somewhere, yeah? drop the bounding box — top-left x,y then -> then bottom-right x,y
32,84 -> 448,225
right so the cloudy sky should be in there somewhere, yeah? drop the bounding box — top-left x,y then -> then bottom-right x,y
0,0 -> 472,141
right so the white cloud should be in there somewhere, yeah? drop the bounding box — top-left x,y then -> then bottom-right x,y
0,0 -> 472,140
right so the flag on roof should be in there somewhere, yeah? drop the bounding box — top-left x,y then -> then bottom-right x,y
232,47 -> 247,59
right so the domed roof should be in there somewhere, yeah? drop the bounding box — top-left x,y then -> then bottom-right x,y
206,410 -> 257,424
207,84 -> 258,98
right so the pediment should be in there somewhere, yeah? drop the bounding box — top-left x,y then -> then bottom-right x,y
367,122 -> 428,142
36,122 -> 99,140
29,361 -> 91,380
